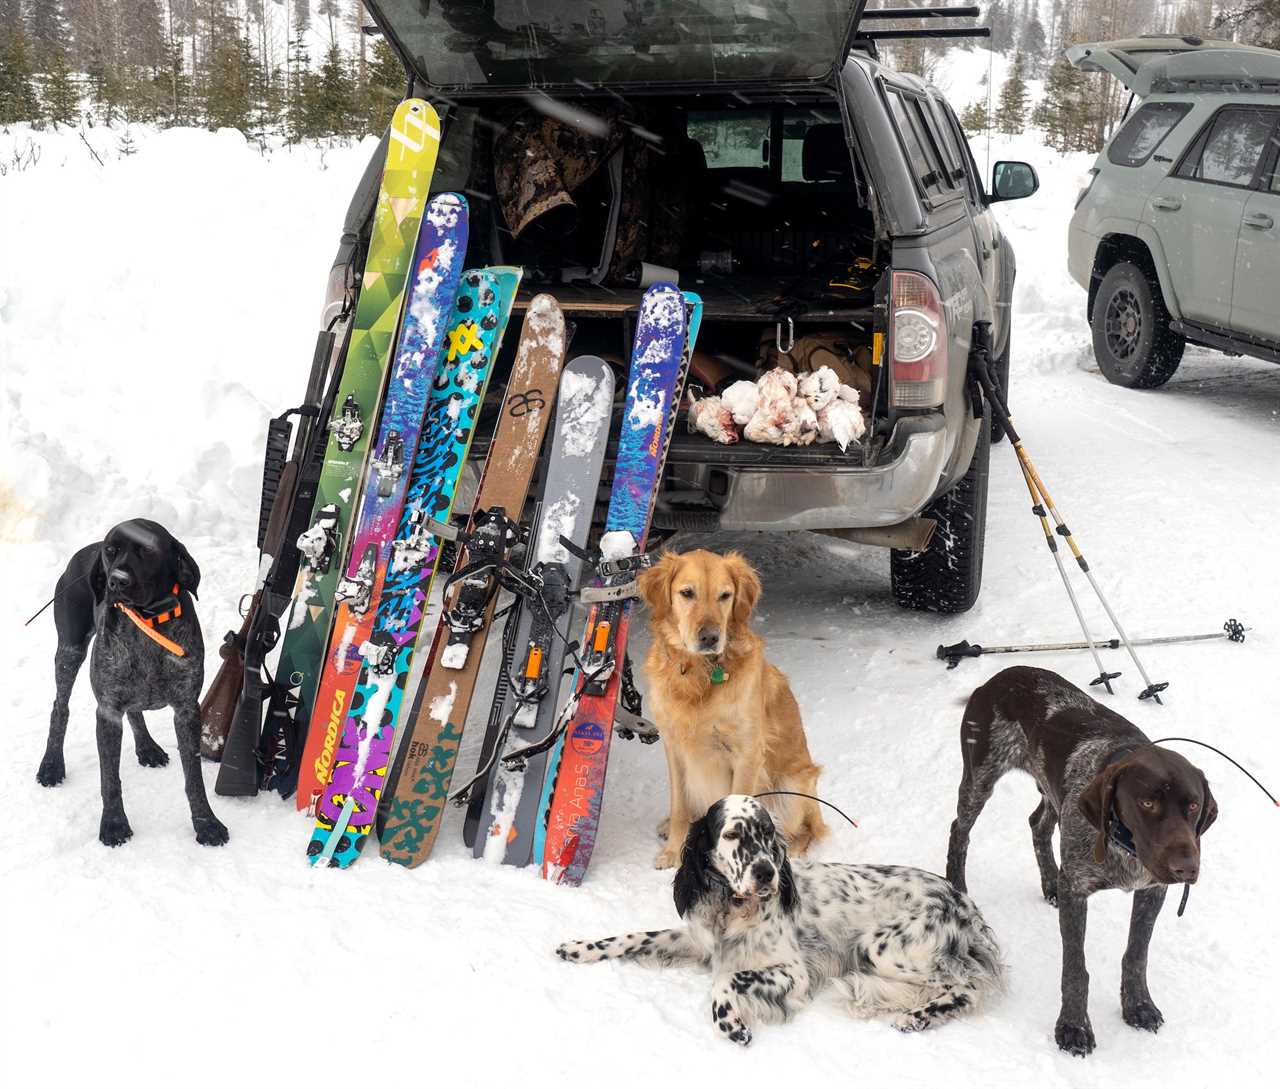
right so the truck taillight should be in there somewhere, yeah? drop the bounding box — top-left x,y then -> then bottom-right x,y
890,271 -> 946,409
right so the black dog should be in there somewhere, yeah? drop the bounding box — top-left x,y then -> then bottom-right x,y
37,518 -> 228,847
946,666 -> 1216,1056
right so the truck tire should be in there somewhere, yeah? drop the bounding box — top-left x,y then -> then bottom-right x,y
890,408 -> 989,614
1091,261 -> 1184,389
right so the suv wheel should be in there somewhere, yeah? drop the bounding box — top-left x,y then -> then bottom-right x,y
890,406 -> 989,614
1091,262 -> 1184,388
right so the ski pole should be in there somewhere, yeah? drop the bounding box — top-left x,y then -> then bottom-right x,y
972,321 -> 1167,703
938,618 -> 1248,669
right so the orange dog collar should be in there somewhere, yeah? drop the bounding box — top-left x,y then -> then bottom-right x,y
114,584 -> 186,657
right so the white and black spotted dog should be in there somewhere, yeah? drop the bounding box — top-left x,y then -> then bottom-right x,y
556,795 -> 1004,1045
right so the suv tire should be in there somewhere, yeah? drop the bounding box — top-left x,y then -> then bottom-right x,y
1091,261 -> 1184,388
890,406 -> 990,614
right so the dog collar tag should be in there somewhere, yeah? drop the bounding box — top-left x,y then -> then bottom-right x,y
710,663 -> 728,685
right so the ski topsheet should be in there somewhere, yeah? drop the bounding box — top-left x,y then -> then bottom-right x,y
536,286 -> 697,886
294,194 -> 469,813
305,268 -> 520,867
378,295 -> 567,869
258,99 -> 441,802
468,356 -> 614,865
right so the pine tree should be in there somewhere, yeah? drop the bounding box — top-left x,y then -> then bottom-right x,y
0,18 -> 42,125
312,41 -> 354,135
1215,1 -> 1280,49
1032,57 -> 1090,153
363,34 -> 402,135
960,98 -> 988,133
995,52 -> 1028,136
987,0 -> 1015,53
39,38 -> 79,125
292,0 -> 309,33
1019,13 -> 1046,78
205,26 -> 253,130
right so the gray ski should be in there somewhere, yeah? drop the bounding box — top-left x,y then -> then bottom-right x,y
469,355 -> 615,865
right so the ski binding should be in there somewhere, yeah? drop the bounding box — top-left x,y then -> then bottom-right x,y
335,543 -> 378,614
297,504 -> 340,574
332,394 -> 364,451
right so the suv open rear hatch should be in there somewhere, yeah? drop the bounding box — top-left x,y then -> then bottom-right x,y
365,0 -> 868,92
1067,35 -> 1280,94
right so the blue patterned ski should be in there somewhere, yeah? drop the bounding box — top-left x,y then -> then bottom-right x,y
306,268 -> 521,867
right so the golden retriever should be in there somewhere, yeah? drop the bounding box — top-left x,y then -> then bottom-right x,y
637,549 -> 826,869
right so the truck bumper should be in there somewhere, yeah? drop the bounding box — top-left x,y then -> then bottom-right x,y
669,416 -> 950,531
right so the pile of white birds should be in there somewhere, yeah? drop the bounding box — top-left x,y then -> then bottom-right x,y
687,365 -> 866,451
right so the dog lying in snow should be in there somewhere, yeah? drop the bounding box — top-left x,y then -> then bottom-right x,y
556,795 -> 1004,1045
637,550 -> 825,868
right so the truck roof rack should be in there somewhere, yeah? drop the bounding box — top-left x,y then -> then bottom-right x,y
857,5 -> 990,43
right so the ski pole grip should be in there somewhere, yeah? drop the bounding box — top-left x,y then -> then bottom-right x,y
937,640 -> 982,668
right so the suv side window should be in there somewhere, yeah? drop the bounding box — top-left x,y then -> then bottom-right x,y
1174,107 -> 1277,188
930,98 -> 978,201
886,88 -> 952,200
1107,102 -> 1192,167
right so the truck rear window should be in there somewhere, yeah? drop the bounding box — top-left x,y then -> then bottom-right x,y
1107,102 -> 1192,167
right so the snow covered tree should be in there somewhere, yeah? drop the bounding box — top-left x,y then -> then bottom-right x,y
291,0 -> 309,33
205,26 -> 254,130
986,0 -> 1016,53
995,52 -> 1028,135
38,37 -> 79,124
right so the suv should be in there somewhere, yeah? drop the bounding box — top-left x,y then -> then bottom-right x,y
331,2 -> 1037,612
1069,36 -> 1280,387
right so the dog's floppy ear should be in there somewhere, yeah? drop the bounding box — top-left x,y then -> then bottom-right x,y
778,855 -> 798,915
174,539 -> 201,599
1078,759 -> 1127,865
89,547 -> 108,605
723,551 -> 761,628
673,814 -> 714,918
637,551 -> 678,624
1196,775 -> 1218,838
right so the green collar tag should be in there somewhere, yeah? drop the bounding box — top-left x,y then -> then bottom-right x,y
710,662 -> 728,685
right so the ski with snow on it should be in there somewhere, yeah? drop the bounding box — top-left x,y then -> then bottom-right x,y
534,286 -> 699,886
376,295 -> 568,870
464,355 -> 615,864
304,268 -> 521,867
213,98 -> 441,798
291,192 -> 469,814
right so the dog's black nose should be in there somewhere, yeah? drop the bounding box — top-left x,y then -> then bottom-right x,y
751,860 -> 775,886
697,627 -> 719,651
107,569 -> 133,593
1169,856 -> 1199,883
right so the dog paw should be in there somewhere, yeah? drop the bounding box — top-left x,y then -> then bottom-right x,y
654,846 -> 681,870
135,741 -> 169,768
711,999 -> 752,1047
893,1010 -> 933,1033
555,939 -> 610,964
1054,1016 -> 1096,1057
195,817 -> 230,846
36,754 -> 66,787
99,813 -> 134,847
1122,1000 -> 1164,1034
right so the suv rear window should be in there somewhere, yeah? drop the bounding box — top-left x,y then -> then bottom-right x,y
1175,107 -> 1278,188
1107,102 -> 1191,167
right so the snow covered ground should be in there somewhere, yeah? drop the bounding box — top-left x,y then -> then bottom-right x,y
2,118 -> 1277,1089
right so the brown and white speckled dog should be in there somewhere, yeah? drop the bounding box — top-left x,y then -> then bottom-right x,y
946,666 -> 1218,1057
637,550 -> 825,869
557,795 -> 1004,1046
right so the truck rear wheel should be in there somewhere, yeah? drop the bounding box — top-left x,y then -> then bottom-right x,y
890,408 -> 989,614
